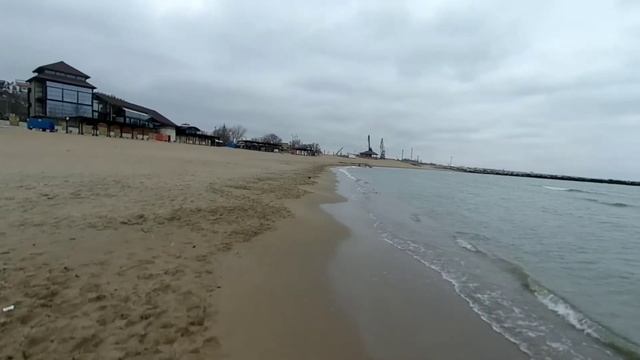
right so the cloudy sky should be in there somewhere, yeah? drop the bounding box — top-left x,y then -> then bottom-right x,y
2,0 -> 640,179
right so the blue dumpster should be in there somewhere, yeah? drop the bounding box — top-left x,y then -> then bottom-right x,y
27,118 -> 57,132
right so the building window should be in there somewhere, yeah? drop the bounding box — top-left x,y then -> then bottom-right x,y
78,92 -> 92,105
46,100 -> 92,118
124,108 -> 153,128
63,89 -> 77,103
47,86 -> 62,101
45,81 -> 92,118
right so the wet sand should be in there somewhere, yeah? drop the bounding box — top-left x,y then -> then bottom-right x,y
217,171 -> 369,359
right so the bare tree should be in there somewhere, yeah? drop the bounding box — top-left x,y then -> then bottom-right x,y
261,133 -> 282,144
228,125 -> 247,143
213,124 -> 230,144
290,137 -> 302,148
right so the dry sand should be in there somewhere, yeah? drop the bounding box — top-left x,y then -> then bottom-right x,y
0,126 -> 524,359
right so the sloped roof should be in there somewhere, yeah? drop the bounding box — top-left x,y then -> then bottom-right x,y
94,92 -> 177,127
359,149 -> 378,156
33,61 -> 90,79
27,72 -> 96,89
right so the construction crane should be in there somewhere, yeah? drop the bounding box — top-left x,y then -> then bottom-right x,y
335,147 -> 344,156
379,138 -> 386,159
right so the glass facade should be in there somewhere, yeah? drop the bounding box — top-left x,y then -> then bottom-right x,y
124,108 -> 154,128
45,81 -> 92,118
92,99 -> 103,120
92,100 -> 155,128
46,101 -> 92,118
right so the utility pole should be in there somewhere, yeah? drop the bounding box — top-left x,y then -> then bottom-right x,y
401,149 -> 404,160
410,148 -> 413,160
449,156 -> 453,166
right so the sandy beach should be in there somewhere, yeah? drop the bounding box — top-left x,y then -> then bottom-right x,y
0,127 -> 524,359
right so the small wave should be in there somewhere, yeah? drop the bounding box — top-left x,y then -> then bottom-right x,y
453,233 -> 492,254
583,198 -> 632,208
544,186 -> 571,191
608,202 -> 631,208
543,185 -> 594,194
492,256 -> 603,340
529,282 -> 601,338
338,168 -> 358,181
409,214 -> 421,223
454,231 -> 492,243
455,238 -> 477,252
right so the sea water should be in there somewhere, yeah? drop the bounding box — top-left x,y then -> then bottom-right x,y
331,167 -> 640,360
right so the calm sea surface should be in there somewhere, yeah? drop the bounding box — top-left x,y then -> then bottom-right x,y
332,167 -> 640,360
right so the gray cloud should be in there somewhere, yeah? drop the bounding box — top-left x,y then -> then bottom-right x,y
2,0 -> 640,179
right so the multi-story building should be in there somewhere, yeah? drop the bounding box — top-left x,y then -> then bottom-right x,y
27,61 -> 95,119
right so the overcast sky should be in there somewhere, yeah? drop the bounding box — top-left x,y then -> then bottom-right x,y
2,0 -> 640,179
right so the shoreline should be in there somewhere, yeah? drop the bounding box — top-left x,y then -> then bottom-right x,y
216,169 -> 369,359
217,166 -> 528,359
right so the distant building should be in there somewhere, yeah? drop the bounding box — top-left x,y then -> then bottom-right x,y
237,139 -> 283,152
358,149 -> 378,158
27,61 -> 96,119
358,135 -> 378,158
93,92 -> 178,140
291,143 -> 321,156
0,80 -> 29,94
13,80 -> 29,94
176,124 -> 221,146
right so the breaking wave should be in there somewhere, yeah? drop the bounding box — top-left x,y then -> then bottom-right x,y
527,279 -> 640,359
496,257 -> 640,360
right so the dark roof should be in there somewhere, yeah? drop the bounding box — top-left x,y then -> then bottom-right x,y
177,125 -> 202,132
239,139 -> 282,146
27,72 -> 96,89
33,61 -> 90,79
94,92 -> 177,127
359,150 -> 378,156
